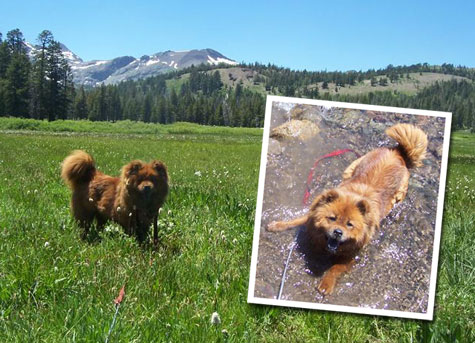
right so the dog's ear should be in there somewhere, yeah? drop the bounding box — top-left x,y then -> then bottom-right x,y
356,199 -> 370,216
310,189 -> 339,210
356,199 -> 377,229
151,160 -> 168,181
124,160 -> 143,177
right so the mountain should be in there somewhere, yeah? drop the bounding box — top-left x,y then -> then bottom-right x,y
72,49 -> 237,86
25,41 -> 237,86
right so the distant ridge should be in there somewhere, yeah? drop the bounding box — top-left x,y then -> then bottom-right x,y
24,42 -> 237,86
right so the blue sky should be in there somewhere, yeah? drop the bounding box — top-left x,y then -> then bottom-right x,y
1,0 -> 474,71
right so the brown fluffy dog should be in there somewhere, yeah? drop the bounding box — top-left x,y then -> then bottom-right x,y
267,124 -> 428,295
61,150 -> 169,244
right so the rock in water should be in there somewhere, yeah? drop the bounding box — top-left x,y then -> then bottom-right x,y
270,120 -> 320,141
268,138 -> 282,155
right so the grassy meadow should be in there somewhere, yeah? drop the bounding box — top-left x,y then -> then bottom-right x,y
0,118 -> 473,342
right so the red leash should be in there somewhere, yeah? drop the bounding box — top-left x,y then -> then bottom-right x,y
303,148 -> 360,205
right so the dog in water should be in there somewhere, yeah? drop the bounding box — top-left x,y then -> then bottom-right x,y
61,150 -> 168,244
267,124 -> 428,295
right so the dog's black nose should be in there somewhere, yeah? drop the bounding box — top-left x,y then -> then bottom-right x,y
143,185 -> 152,193
333,229 -> 343,238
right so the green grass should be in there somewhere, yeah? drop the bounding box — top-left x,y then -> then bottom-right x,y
316,72 -> 469,96
165,74 -> 190,94
0,117 -> 263,137
0,124 -> 473,342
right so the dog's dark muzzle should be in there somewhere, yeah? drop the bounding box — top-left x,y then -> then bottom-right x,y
327,229 -> 343,253
141,185 -> 154,200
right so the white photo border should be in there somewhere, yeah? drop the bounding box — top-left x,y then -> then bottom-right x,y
247,95 -> 452,321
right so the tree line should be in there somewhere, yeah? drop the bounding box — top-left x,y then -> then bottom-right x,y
325,79 -> 475,131
75,69 -> 265,127
242,61 -> 475,95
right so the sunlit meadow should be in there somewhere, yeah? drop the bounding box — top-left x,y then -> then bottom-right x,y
0,119 -> 473,342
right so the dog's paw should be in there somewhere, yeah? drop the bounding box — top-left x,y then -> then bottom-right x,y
317,277 -> 336,295
267,221 -> 285,232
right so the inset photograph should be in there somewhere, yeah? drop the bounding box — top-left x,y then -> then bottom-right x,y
248,96 -> 451,319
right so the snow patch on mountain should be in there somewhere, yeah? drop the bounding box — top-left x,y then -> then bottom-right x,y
207,55 -> 238,66
72,60 -> 108,70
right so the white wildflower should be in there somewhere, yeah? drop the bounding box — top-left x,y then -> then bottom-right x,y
210,312 -> 221,325
44,241 -> 50,248
34,189 -> 38,194
194,171 -> 202,177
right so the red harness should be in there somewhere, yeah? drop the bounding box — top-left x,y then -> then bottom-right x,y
303,148 -> 360,205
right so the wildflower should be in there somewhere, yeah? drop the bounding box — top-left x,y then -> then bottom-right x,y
210,312 -> 221,325
44,241 -> 50,248
194,171 -> 202,177
34,189 -> 38,194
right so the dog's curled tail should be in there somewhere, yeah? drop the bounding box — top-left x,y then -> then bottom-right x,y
386,124 -> 428,168
61,150 -> 96,188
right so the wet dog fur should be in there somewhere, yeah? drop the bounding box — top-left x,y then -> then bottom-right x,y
267,124 -> 428,295
61,150 -> 168,244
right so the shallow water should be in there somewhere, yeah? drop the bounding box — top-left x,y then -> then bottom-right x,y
254,103 -> 444,313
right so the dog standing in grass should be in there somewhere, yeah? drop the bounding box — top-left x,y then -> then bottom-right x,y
61,150 -> 169,244
267,124 -> 428,295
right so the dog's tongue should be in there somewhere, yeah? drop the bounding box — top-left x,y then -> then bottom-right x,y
327,238 -> 340,252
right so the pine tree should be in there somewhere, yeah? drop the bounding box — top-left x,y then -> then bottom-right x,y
4,29 -> 30,117
0,33 -> 10,79
142,93 -> 152,122
158,97 -> 168,123
73,86 -> 88,119
370,76 -> 377,87
30,30 -> 53,119
0,32 -> 10,116
169,88 -> 178,121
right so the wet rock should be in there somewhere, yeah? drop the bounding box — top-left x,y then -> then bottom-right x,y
290,104 -> 309,119
435,145 -> 443,160
323,108 -> 371,131
290,104 -> 324,124
361,126 -> 372,136
270,120 -> 320,141
409,178 -> 424,189
268,138 -> 282,155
